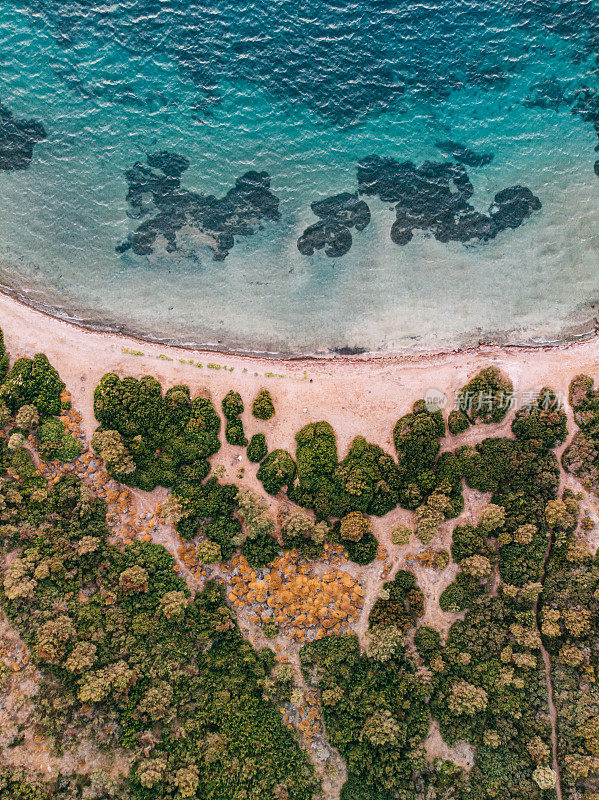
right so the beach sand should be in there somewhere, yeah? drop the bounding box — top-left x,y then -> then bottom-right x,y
2,290 -> 597,454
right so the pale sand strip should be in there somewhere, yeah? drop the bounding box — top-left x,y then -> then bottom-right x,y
1,290 -> 598,454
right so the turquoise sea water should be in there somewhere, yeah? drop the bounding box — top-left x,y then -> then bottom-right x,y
0,1 -> 597,353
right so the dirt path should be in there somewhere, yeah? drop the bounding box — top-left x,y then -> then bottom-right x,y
539,642 -> 562,800
535,542 -> 563,800
530,421 -> 575,800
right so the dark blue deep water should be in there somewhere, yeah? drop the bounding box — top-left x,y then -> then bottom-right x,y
0,0 -> 597,352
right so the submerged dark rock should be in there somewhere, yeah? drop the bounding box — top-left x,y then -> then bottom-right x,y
569,88 -> 599,177
0,104 -> 46,171
146,150 -> 190,177
123,162 -> 181,218
310,192 -> 371,231
358,154 -> 541,246
524,77 -> 566,111
298,220 -> 353,257
571,87 -> 599,139
117,154 -> 280,260
357,155 -> 474,206
489,186 -> 542,230
297,191 -> 370,257
434,140 -> 494,167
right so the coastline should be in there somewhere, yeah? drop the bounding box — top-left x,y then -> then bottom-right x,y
1,270 -> 598,362
2,287 -> 598,458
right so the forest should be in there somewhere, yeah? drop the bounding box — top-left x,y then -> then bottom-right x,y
0,332 -> 597,800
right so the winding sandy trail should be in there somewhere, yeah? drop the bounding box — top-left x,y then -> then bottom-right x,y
538,629 -> 562,800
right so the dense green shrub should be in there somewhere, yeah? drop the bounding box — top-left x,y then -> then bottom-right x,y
369,569 -> 424,630
394,400 -> 445,473
567,373 -> 599,427
175,477 -> 240,556
336,435 -> 402,516
414,625 -> 442,662
222,389 -> 244,419
256,412 -> 462,524
0,328 -> 10,384
293,421 -> 341,517
455,389 -> 564,589
247,432 -> 268,463
93,374 -> 221,490
457,435 -> 559,500
236,487 -> 276,553
451,524 -> 489,563
92,374 -> 240,553
0,772 -> 51,800
91,428 -> 136,475
457,366 -> 513,424
300,633 -> 431,799
393,400 -> 448,510
538,494 -> 599,799
439,574 -> 482,612
225,415 -> 248,446
252,387 -> 275,420
562,374 -> 599,495
342,531 -> 378,565
327,517 -> 378,565
280,506 -> 326,560
257,449 -> 297,495
221,390 -> 247,445
8,445 -> 36,479
434,451 -> 464,517
0,353 -> 64,417
241,531 -> 279,567
448,409 -> 470,435
457,446 -> 553,590
37,417 -> 83,461
511,387 -> 567,449
0,470 -> 317,800
430,596 -> 552,800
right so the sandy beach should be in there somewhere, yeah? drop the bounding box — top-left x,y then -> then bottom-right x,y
2,289 -> 597,455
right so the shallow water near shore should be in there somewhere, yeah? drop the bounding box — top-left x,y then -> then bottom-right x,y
0,1 -> 597,355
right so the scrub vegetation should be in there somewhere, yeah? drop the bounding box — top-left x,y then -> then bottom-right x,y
0,334 -> 596,800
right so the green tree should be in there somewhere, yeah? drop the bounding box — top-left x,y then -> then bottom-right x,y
247,432 -> 268,462
252,388 -> 275,420
457,366 -> 513,424
0,353 -> 64,417
257,449 -> 296,495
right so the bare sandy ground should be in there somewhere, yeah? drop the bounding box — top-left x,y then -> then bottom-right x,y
2,291 -> 598,454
